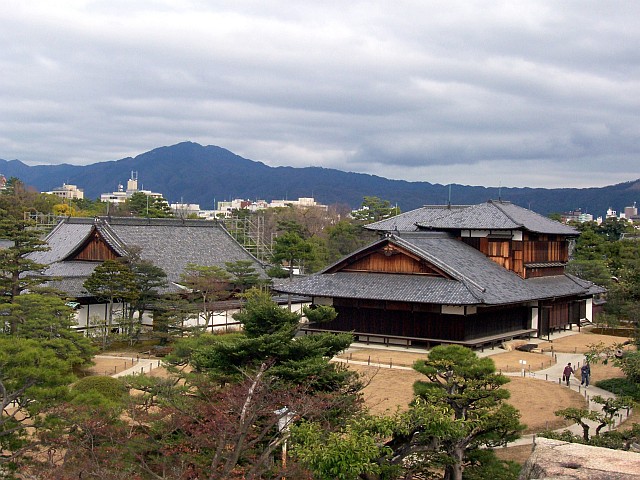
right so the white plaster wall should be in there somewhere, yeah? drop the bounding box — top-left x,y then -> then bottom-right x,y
441,305 -> 465,315
314,296 -> 334,306
586,298 -> 593,322
73,300 -> 310,335
531,307 -> 539,330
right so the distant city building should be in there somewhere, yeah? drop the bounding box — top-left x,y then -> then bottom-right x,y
214,197 -> 327,218
601,203 -> 640,224
269,197 -> 324,209
560,209 -> 583,223
196,209 -> 218,220
46,183 -> 84,200
578,212 -> 593,222
100,172 -> 164,204
564,204 -> 640,225
0,174 -> 6,190
624,202 -> 639,222
170,202 -> 201,217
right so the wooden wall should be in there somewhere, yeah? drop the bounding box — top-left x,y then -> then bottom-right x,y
526,266 -> 565,278
344,250 -> 446,276
324,299 -> 529,342
71,231 -> 120,261
462,235 -> 569,279
523,240 -> 568,263
538,299 -> 584,336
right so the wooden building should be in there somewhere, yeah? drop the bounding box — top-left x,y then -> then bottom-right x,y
274,201 -> 604,347
29,217 -> 267,330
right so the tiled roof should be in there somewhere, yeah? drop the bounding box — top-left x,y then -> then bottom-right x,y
364,205 -> 469,232
366,201 -> 578,235
29,221 -> 94,264
45,261 -> 98,297
275,232 -> 600,305
495,202 -> 579,234
95,220 -> 129,256
275,272 -> 481,305
30,217 -> 267,297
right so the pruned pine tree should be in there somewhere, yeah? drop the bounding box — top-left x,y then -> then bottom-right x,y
83,259 -> 138,330
0,215 -> 50,333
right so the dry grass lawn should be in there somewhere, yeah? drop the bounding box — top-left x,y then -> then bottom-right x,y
590,361 -> 626,383
337,348 -> 428,368
494,444 -> 536,465
339,347 -> 557,373
617,408 -> 640,432
488,350 -> 555,373
536,330 -> 633,353
89,330 -> 631,441
84,355 -> 143,377
348,364 -> 423,414
345,363 -> 586,434
504,377 -> 586,433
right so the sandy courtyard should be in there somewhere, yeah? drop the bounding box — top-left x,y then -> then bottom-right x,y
348,363 -> 585,433
87,330 -> 633,444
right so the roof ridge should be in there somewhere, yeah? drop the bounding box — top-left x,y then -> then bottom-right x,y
489,200 -> 524,228
95,219 -> 129,256
391,235 -> 487,293
563,272 -> 593,289
421,205 -> 471,224
460,279 -> 486,301
56,220 -> 98,262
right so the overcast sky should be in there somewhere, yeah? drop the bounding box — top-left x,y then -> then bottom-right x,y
1,1 -> 639,188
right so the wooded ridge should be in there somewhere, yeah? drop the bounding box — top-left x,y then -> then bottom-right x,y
1,141 -> 639,215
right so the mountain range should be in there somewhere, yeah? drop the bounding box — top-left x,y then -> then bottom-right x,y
1,141 -> 639,216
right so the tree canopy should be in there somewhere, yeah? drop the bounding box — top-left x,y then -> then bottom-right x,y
167,289 -> 355,393
351,196 -> 401,223
83,259 -> 138,328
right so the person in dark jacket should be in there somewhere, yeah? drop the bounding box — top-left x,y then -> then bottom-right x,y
562,362 -> 574,386
580,363 -> 591,387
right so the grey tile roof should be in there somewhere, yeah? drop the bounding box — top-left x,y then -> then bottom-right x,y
107,221 -> 266,284
496,202 -> 578,234
364,205 -> 469,232
416,201 -> 579,234
275,232 -> 601,306
275,272 -> 481,305
29,220 -> 94,264
366,201 -> 578,235
30,217 -> 267,297
45,261 -> 98,297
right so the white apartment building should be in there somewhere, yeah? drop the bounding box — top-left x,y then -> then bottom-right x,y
214,197 -> 327,217
100,172 -> 164,204
170,202 -> 201,217
46,183 -> 84,200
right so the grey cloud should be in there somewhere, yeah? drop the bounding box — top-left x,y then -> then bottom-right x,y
1,1 -> 639,188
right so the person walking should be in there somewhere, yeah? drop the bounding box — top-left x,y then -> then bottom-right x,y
562,362 -> 574,386
580,363 -> 591,387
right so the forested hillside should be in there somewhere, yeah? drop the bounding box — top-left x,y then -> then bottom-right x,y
2,141 -> 639,215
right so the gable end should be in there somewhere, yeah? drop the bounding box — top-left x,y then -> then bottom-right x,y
328,243 -> 452,277
65,228 -> 122,262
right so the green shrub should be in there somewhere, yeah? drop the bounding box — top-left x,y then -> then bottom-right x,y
595,378 -> 640,401
71,375 -> 128,406
266,266 -> 289,278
